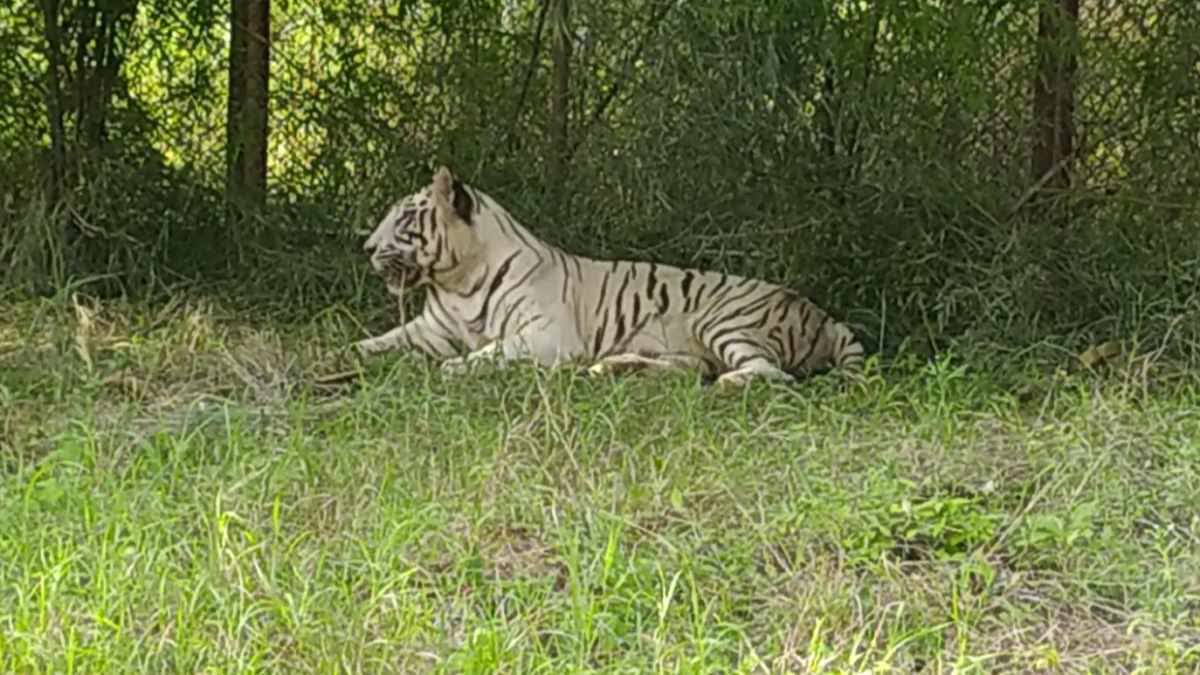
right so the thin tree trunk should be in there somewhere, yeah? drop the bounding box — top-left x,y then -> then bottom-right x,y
37,0 -> 138,282
848,4 -> 883,185
502,0 -> 550,157
72,1 -> 97,147
38,0 -> 75,286
226,0 -> 247,220
550,0 -> 570,188
67,1 -> 137,157
1030,0 -> 1079,207
89,7 -> 134,151
39,0 -> 67,207
242,0 -> 270,208
817,61 -> 837,169
225,0 -> 271,222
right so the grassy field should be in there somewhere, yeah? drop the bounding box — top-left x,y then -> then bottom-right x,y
1,292 -> 1198,674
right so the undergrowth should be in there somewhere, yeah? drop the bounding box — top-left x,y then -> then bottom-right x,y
1,292 -> 1198,673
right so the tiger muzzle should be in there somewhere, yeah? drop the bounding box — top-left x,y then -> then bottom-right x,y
372,252 -> 424,291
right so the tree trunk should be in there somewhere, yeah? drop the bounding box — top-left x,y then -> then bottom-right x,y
39,0 -> 68,207
86,8 -> 133,151
226,0 -> 270,223
550,0 -> 570,189
242,0 -> 270,206
1030,0 -> 1079,209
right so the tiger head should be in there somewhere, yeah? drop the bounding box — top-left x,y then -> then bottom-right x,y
363,166 -> 480,294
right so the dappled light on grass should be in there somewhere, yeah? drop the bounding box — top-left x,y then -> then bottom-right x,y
1,295 -> 1198,672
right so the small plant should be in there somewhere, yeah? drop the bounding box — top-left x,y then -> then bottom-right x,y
834,482 -> 1003,566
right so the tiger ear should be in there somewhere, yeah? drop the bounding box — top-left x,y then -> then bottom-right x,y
432,166 -> 454,198
432,165 -> 473,225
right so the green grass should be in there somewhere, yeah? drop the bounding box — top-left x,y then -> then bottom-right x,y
1,293 -> 1198,674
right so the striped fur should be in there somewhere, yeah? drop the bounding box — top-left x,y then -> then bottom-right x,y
356,166 -> 865,387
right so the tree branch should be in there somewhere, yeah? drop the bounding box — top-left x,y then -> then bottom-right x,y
502,0 -> 550,155
846,3 -> 883,180
569,0 -> 673,160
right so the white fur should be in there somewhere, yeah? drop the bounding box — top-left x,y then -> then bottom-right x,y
357,167 -> 864,387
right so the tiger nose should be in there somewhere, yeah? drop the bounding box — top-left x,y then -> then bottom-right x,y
363,242 -> 377,256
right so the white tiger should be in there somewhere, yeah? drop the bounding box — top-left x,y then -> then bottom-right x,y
355,166 -> 864,387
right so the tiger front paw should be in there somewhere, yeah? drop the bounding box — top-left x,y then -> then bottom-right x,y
585,361 -> 615,378
354,337 -> 387,357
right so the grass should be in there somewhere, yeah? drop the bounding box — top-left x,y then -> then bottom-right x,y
1,291 -> 1199,674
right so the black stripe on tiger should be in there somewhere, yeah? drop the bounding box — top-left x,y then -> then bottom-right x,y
467,250 -> 521,332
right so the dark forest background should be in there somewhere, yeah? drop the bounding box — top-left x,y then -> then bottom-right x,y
2,0 -> 1197,361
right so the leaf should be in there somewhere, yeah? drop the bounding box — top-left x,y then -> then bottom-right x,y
1078,340 -> 1122,369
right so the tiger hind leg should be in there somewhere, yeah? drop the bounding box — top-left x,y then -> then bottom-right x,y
585,353 -> 710,378
709,338 -> 795,389
714,361 -> 796,388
